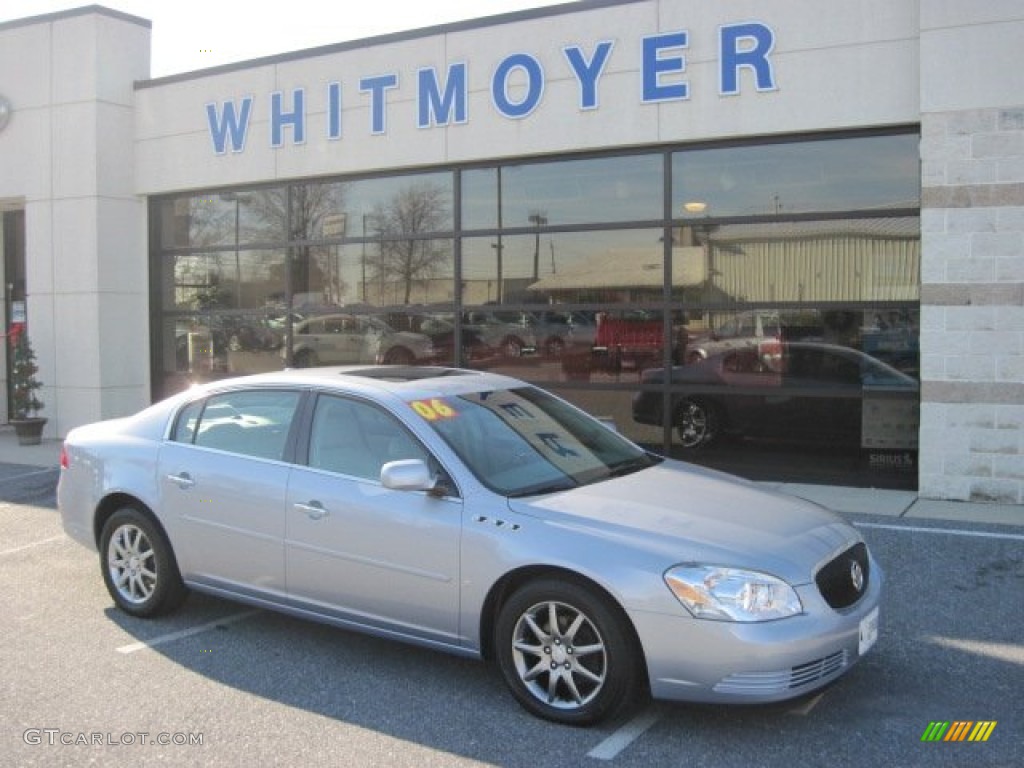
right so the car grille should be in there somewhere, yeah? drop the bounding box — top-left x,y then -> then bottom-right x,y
713,651 -> 849,696
815,542 -> 869,610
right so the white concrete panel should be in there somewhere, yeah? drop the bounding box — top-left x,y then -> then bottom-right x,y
51,199 -> 98,294
101,385 -> 149,420
0,23 -> 51,110
97,103 -> 138,198
0,108 -> 51,200
135,130 -> 278,193
135,67 -> 279,140
921,18 -> 1024,112
96,198 -> 147,294
24,200 -> 54,294
52,292 -> 101,389
54,385 -> 103,436
96,15 -> 151,104
51,15 -> 98,106
921,0 -> 1024,30
97,292 -> 150,388
51,102 -> 98,199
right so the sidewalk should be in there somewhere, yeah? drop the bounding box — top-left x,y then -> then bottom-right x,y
2,425 -> 1022,528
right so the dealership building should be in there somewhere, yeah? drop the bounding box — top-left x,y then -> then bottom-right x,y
1,1 -> 1022,503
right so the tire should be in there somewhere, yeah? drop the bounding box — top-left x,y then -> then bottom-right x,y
675,398 -> 719,449
544,337 -> 565,358
501,336 -> 524,358
384,346 -> 414,365
495,578 -> 643,726
99,507 -> 188,618
292,349 -> 318,368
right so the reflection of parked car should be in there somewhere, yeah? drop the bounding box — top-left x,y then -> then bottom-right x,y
633,342 -> 918,450
579,311 -> 686,376
529,311 -> 598,356
380,312 -> 483,364
289,314 -> 434,367
60,366 -> 881,726
462,310 -> 537,358
685,310 -> 783,363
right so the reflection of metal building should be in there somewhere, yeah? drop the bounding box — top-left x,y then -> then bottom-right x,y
705,219 -> 920,303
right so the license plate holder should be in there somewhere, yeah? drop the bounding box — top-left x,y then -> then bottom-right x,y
858,606 -> 879,656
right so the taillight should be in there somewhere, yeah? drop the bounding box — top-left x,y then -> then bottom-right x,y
60,444 -> 69,469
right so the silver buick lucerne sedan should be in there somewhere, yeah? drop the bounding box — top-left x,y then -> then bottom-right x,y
58,366 -> 881,726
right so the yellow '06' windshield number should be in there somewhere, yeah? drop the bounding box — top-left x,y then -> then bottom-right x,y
410,398 -> 457,421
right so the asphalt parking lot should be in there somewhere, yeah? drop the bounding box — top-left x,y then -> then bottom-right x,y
1,465 -> 1021,767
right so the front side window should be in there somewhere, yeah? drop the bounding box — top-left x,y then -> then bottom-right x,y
308,395 -> 431,481
176,390 -> 300,461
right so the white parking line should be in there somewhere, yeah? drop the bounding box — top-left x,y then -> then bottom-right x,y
0,467 -> 60,483
116,609 -> 261,654
854,521 -> 1024,542
587,709 -> 660,760
0,535 -> 65,557
788,692 -> 825,716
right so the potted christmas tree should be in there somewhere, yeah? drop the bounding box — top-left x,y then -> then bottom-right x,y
9,330 -> 47,445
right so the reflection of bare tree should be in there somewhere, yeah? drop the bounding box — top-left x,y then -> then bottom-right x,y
368,183 -> 451,305
253,185 -> 349,303
183,198 -> 233,247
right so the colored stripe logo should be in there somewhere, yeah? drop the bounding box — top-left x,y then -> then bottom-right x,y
921,721 -> 997,742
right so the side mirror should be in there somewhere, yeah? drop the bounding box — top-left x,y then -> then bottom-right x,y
380,459 -> 434,492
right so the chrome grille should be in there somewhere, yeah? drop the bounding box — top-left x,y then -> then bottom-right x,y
713,651 -> 849,696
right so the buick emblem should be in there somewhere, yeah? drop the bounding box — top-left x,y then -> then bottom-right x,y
850,560 -> 864,592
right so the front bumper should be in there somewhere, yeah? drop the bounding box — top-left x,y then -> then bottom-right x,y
632,557 -> 883,704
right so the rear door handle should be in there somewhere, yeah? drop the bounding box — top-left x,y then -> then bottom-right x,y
294,501 -> 329,520
166,472 -> 195,489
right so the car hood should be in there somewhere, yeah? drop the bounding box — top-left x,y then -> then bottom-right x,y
507,460 -> 859,585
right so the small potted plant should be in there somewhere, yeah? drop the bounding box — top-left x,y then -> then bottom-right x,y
9,330 -> 47,445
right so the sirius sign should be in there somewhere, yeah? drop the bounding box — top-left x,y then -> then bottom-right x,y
206,23 -> 777,155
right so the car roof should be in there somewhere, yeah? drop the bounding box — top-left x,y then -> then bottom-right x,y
189,366 -> 528,402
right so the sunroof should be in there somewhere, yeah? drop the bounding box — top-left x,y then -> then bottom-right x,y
345,366 -> 476,382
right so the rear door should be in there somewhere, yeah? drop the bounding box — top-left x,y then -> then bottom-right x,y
157,389 -> 301,595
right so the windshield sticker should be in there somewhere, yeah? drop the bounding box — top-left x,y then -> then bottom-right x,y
410,398 -> 458,421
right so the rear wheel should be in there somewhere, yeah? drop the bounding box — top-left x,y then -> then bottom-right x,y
292,349 -> 318,368
675,398 -> 719,449
501,336 -> 525,358
495,579 -> 643,726
99,507 -> 187,618
384,346 -> 414,365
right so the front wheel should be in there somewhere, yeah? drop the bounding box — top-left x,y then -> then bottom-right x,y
675,398 -> 719,449
495,579 -> 643,726
99,507 -> 188,618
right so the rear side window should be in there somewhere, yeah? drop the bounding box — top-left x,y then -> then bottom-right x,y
172,390 -> 301,461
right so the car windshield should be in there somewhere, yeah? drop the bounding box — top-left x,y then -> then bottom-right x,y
408,387 -> 660,496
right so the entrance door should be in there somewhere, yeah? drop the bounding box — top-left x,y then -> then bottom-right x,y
3,209 -> 26,420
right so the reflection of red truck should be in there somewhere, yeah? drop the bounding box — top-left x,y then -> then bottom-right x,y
562,312 -> 686,379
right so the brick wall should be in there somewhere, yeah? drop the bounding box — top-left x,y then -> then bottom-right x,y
919,107 -> 1024,503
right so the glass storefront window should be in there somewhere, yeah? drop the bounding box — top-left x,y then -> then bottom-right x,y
151,131 -> 920,491
157,191 -> 286,249
463,229 -> 667,306
499,154 -> 663,227
292,173 -> 454,242
159,250 -> 287,311
670,216 -> 920,306
673,133 -> 920,219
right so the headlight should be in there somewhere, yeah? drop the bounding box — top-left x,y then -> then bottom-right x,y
664,565 -> 802,622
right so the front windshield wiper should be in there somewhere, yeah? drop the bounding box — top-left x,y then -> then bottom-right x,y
606,455 -> 658,478
506,478 -> 579,498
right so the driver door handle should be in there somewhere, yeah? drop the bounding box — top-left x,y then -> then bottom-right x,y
166,472 -> 195,489
294,501 -> 329,520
